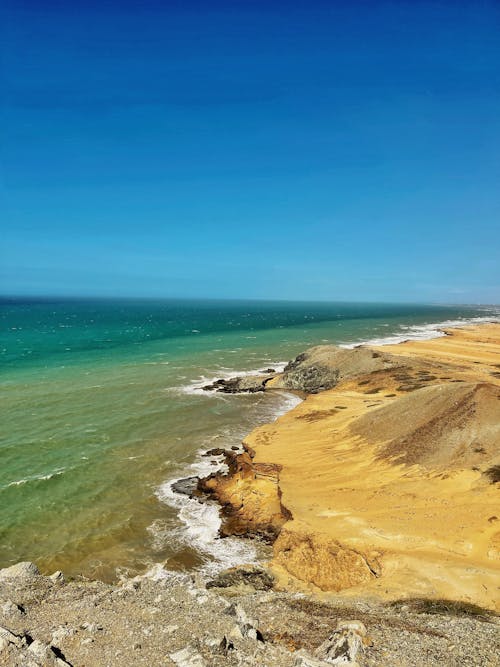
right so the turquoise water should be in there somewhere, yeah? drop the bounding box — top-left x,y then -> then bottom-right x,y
1,298 -> 498,581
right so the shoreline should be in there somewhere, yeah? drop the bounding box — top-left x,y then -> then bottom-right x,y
193,322 -> 500,611
159,315 -> 499,583
2,320 -> 500,666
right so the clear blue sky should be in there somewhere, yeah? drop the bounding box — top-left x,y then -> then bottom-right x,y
2,0 -> 499,303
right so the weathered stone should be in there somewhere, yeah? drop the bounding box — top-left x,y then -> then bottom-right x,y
198,450 -> 290,542
49,571 -> 65,583
335,620 -> 367,636
293,650 -> 332,667
202,373 -> 275,394
201,448 -> 226,457
170,644 -> 207,667
51,625 -> 75,644
171,477 -> 200,497
0,625 -> 23,648
1,599 -> 24,615
56,658 -> 73,667
217,636 -> 234,656
28,639 -> 52,661
206,565 -> 274,592
273,529 -> 377,591
314,619 -> 366,665
0,561 -> 40,581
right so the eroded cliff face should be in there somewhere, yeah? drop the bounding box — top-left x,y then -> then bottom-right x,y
198,449 -> 291,542
200,325 -> 500,610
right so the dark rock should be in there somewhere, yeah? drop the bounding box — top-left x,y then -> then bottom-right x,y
206,565 -> 275,591
201,448 -> 226,457
202,373 -> 276,394
171,477 -> 200,497
217,636 -> 234,656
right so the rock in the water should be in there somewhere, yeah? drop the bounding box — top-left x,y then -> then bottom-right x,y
206,565 -> 274,592
201,448 -> 226,457
171,477 -> 200,497
314,620 -> 366,665
49,571 -> 65,583
202,374 -> 274,393
0,561 -> 40,581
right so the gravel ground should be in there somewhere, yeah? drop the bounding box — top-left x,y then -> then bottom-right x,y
0,563 -> 498,667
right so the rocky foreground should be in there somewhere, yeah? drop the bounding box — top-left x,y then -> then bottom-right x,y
0,561 -> 498,667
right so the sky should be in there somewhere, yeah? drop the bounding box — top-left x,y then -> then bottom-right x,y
1,0 -> 499,303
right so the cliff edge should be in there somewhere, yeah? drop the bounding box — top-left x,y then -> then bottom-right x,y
204,324 -> 500,611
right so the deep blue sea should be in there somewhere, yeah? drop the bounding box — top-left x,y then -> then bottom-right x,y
1,298 -> 498,581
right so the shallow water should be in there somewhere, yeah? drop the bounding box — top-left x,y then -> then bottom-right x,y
1,298 -> 498,580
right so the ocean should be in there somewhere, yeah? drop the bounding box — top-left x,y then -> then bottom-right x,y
1,298 -> 498,582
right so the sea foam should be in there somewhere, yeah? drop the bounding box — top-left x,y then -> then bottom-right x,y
153,390 -> 301,575
340,314 -> 500,349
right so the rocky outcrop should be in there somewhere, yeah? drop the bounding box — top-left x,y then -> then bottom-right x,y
198,448 -> 291,542
206,565 -> 275,592
270,345 -> 402,393
314,620 -> 367,666
201,345 -> 411,396
171,476 -> 201,497
0,562 -> 40,581
202,374 -> 276,393
273,530 -> 380,592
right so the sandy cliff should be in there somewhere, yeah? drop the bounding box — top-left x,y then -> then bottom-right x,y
206,324 -> 500,610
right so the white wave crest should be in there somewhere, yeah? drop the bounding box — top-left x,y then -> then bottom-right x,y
177,361 -> 289,396
340,314 -> 500,349
153,391 -> 301,575
4,468 -> 66,490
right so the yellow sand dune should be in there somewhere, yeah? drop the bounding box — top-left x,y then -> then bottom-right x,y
239,324 -> 500,610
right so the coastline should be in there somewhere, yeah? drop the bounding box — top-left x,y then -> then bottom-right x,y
197,322 -> 500,611
159,315 -> 500,577
2,320 -> 500,666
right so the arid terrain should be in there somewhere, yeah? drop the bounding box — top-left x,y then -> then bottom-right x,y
1,323 -> 499,666
204,324 -> 500,611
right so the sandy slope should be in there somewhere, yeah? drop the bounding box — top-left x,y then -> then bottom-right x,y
242,324 -> 500,610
